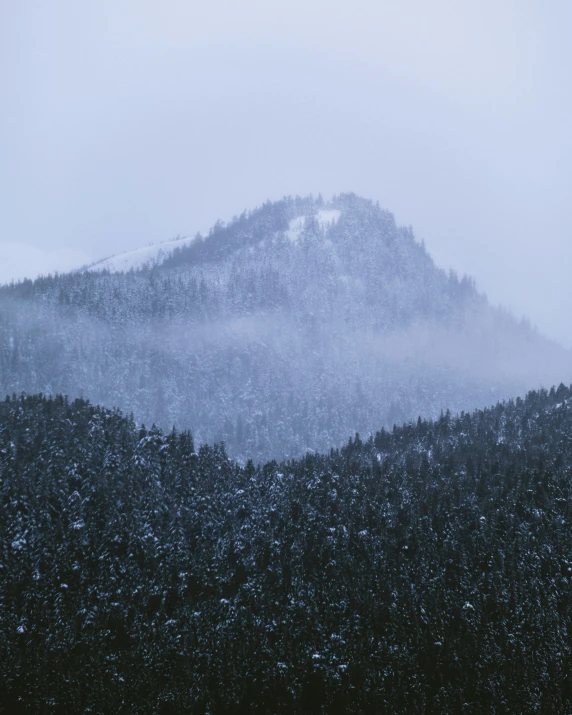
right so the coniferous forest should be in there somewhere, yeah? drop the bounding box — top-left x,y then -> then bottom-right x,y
3,386 -> 572,713
3,0 -> 571,710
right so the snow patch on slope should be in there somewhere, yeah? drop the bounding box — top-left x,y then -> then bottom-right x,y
285,209 -> 341,244
317,209 -> 341,227
87,236 -> 197,273
286,217 -> 306,244
88,209 -> 343,272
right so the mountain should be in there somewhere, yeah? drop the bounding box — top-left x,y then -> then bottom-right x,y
3,386 -> 572,712
0,193 -> 569,462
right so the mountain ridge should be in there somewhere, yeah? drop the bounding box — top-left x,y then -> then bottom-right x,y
0,193 -> 569,462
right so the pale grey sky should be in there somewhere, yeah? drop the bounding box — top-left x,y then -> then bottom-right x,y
1,0 -> 571,346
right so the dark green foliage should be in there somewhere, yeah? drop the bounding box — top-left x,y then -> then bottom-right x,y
2,387 -> 572,712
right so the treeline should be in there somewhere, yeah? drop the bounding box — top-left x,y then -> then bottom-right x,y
2,386 -> 572,712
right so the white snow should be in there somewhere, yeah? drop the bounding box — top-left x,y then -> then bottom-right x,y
86,235 -> 197,273
89,210 -> 342,271
285,210 -> 341,244
316,209 -> 341,227
286,216 -> 306,244
11,537 -> 26,550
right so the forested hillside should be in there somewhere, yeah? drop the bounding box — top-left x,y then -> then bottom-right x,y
3,387 -> 572,712
0,194 -> 568,462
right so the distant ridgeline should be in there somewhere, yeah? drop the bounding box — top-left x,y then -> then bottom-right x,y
2,388 -> 572,712
0,194 -> 569,462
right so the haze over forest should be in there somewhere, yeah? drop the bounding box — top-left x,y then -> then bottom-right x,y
1,194 -> 570,464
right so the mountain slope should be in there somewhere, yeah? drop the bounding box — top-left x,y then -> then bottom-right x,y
85,235 -> 198,273
3,386 -> 572,712
0,194 -> 569,461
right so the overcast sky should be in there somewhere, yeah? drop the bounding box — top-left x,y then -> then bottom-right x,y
1,0 -> 571,346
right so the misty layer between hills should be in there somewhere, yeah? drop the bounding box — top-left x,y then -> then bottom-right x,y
0,194 -> 569,462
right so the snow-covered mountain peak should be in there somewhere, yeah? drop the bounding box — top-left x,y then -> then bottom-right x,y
86,204 -> 343,273
1,192 -> 570,465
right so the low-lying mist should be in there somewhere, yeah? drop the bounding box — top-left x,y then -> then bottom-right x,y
1,195 -> 569,462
